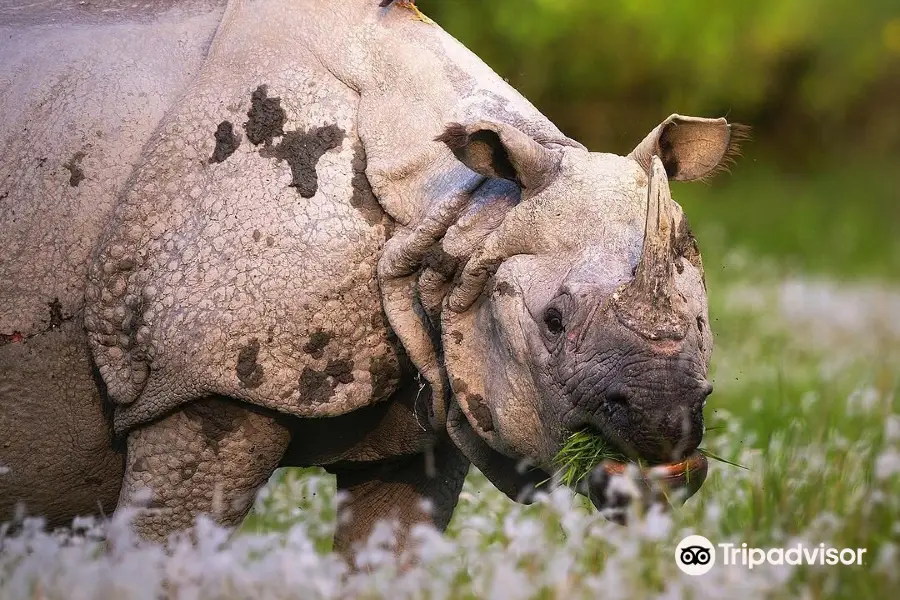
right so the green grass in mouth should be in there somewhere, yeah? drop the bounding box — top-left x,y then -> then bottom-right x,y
554,429 -> 629,488
554,429 -> 748,487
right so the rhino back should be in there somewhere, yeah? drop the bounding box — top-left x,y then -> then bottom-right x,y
0,2 -> 225,339
84,1 -> 401,432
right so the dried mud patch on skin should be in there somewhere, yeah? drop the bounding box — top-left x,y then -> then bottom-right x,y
47,298 -> 64,330
674,213 -> 704,283
236,338 -> 265,388
186,398 -> 241,454
297,367 -> 334,404
209,120 -> 241,163
294,355 -> 357,404
261,125 -> 344,198
423,246 -> 460,278
243,84 -> 346,198
468,394 -> 494,432
303,330 -> 332,359
324,359 -> 354,385
493,281 -> 517,298
350,142 -> 387,226
63,152 -> 86,187
369,355 -> 401,402
244,85 -> 286,146
451,378 -> 493,432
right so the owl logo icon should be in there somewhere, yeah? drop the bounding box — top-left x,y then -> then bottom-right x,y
676,535 -> 716,575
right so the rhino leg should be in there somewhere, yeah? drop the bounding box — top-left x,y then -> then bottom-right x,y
329,437 -> 469,563
0,320 -> 124,528
117,397 -> 290,541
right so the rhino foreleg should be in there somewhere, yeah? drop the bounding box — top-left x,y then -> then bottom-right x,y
116,397 -> 290,542
329,438 -> 469,565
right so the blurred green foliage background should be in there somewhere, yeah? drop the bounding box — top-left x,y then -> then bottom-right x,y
419,0 -> 900,280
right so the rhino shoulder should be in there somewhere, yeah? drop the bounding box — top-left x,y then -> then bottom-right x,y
76,6 -> 401,432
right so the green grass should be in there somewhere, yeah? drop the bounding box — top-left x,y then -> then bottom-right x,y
674,155 -> 900,283
551,431 -> 749,490
552,429 -> 628,487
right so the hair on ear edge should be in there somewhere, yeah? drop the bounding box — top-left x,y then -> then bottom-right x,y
704,123 -> 752,180
726,123 -> 752,158
435,123 -> 470,151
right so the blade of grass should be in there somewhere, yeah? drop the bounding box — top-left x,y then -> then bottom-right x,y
698,447 -> 749,470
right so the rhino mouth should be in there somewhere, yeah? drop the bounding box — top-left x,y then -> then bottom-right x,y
561,427 -> 709,518
600,451 -> 709,496
577,450 -> 707,523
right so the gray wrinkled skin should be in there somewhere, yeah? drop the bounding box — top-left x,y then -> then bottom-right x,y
0,0 -> 742,554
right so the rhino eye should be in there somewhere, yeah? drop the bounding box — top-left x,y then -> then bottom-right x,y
543,307 -> 564,334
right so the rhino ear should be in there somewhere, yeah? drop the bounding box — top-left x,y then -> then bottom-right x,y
630,114 -> 750,181
436,121 -> 560,192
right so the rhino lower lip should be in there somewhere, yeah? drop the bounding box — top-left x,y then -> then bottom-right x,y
578,450 -> 708,522
602,450 -> 709,498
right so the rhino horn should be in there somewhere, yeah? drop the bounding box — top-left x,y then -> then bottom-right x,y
613,156 -> 686,341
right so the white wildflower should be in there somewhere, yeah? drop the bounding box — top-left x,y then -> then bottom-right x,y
874,450 -> 900,480
885,414 -> 900,443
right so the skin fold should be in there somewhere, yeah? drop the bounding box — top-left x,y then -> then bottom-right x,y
0,0 -> 742,559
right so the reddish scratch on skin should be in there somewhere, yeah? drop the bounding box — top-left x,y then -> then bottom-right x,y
1,332 -> 25,343
650,339 -> 683,356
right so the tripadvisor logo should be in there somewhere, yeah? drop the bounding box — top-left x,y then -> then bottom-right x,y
675,535 -> 868,575
676,535 -> 716,575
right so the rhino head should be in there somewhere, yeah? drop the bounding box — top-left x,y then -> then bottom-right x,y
379,114 -> 746,514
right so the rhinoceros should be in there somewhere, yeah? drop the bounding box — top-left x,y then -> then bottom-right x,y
0,0 -> 744,556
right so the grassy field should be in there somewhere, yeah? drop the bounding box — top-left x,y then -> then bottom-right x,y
2,162 -> 898,598
675,155 -> 900,282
